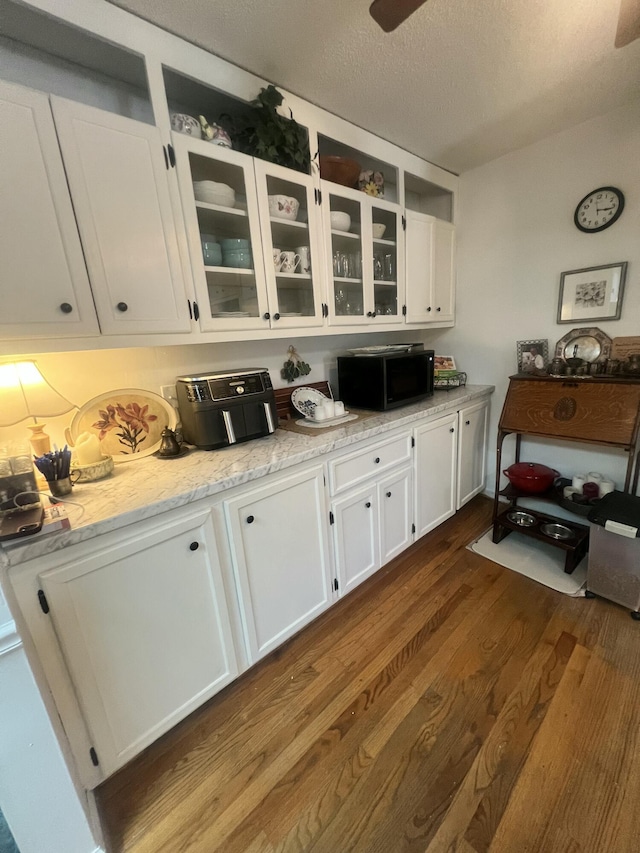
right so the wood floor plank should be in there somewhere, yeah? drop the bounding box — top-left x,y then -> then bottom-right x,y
96,497 -> 640,853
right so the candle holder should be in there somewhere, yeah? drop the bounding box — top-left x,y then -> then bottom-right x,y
70,455 -> 114,482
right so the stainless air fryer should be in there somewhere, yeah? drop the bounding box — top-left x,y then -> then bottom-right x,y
176,369 -> 277,450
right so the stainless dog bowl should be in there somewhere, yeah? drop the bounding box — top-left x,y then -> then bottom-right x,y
507,510 -> 537,527
541,522 -> 573,540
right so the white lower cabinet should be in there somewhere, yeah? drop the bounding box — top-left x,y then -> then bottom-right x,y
36,508 -> 238,779
330,429 -> 414,597
457,399 -> 489,508
379,465 -> 414,564
223,465 -> 333,663
331,484 -> 379,596
414,411 -> 458,537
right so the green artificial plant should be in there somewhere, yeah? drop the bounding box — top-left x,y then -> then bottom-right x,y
222,85 -> 310,173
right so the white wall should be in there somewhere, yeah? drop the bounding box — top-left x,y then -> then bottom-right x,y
438,98 -> 640,495
0,328 -> 437,451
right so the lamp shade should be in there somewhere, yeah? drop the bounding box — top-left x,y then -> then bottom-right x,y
0,361 -> 76,427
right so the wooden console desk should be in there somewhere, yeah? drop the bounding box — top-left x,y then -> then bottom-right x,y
493,374 -> 640,572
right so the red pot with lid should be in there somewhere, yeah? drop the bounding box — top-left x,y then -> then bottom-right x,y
503,462 -> 560,493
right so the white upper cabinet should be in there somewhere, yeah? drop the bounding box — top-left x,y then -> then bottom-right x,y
322,183 -> 404,326
0,80 -> 99,340
51,96 -> 191,335
405,211 -> 455,325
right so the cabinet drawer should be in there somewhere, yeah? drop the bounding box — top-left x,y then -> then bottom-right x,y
329,432 -> 412,495
500,378 -> 640,446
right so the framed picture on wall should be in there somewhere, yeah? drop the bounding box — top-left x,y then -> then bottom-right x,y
517,339 -> 549,374
557,262 -> 627,323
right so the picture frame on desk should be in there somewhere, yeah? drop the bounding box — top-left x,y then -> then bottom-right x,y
517,339 -> 549,374
557,262 -> 627,323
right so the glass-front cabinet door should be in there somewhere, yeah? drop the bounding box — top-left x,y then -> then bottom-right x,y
322,184 -> 367,325
323,183 -> 404,326
370,197 -> 403,324
254,160 -> 324,328
173,136 -> 269,332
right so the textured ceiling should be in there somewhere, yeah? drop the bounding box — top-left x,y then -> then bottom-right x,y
107,0 -> 640,173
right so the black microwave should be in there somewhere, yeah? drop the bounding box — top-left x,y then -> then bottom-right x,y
337,347 -> 434,411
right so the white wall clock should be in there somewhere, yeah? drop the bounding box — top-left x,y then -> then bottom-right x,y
574,186 -> 625,232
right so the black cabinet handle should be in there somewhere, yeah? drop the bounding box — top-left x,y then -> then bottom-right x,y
436,306 -> 441,312
247,515 -> 255,524
465,420 -> 470,425
367,311 -> 375,317
116,302 -> 128,312
263,312 -> 270,320
374,457 -> 380,464
427,306 -> 432,312
60,302 -> 73,314
273,313 -> 280,320
386,491 -> 392,497
365,502 -> 371,508
450,427 -> 455,433
189,542 -> 199,551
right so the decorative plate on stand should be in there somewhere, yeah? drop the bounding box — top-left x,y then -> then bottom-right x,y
67,389 -> 177,462
291,386 -> 329,419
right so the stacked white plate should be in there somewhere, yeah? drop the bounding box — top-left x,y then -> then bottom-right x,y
193,180 -> 236,207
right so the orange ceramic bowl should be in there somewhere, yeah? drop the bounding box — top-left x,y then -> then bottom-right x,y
319,155 -> 361,188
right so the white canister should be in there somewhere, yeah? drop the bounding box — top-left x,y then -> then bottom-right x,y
321,400 -> 335,419
311,404 -> 327,422
572,474 -> 586,491
74,432 -> 104,465
587,471 -> 603,484
333,400 -> 345,417
563,486 -> 580,499
599,478 -> 615,497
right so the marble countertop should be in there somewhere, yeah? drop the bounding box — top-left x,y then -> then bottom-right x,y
0,385 -> 493,568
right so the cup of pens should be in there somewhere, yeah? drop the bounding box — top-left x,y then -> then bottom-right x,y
34,447 -> 78,497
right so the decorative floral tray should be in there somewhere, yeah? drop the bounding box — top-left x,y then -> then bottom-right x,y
67,389 -> 177,462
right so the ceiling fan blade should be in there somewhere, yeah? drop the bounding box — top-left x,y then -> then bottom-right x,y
615,0 -> 640,46
369,0 -> 430,33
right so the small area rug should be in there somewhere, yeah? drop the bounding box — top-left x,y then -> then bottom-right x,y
468,528 -> 587,597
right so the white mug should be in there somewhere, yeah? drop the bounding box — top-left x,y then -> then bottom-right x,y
280,251 -> 301,273
296,246 -> 311,274
273,248 -> 283,271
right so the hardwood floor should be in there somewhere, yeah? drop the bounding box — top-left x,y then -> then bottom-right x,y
96,496 -> 640,852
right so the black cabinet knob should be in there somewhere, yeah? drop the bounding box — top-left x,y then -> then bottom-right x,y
189,541 -> 199,551
450,427 -> 455,433
116,302 -> 128,312
436,306 -> 441,312
273,313 -> 280,320
263,312 -> 270,320
386,491 -> 392,497
247,515 -> 255,524
60,302 -> 73,314
427,306 -> 432,312
365,501 -> 371,508
465,419 -> 470,425
367,311 -> 375,317
374,457 -> 380,464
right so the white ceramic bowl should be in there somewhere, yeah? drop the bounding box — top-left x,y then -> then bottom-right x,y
193,181 -> 236,207
268,195 -> 300,221
372,223 -> 387,239
330,211 -> 351,232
